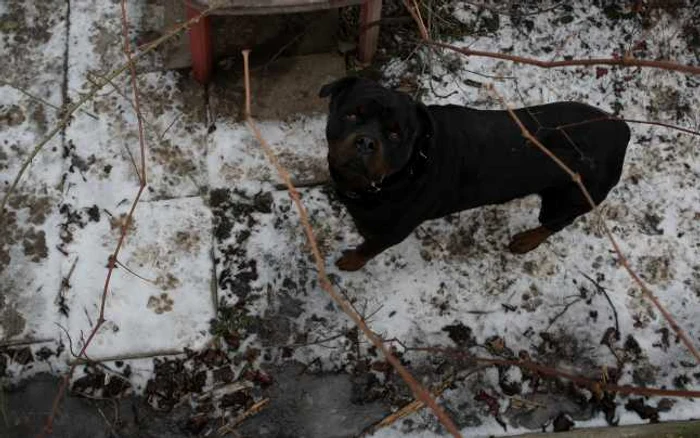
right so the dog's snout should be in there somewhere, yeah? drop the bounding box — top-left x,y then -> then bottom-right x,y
355,136 -> 376,155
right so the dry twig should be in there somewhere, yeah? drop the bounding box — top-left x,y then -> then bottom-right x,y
241,49 -> 463,438
0,79 -> 98,120
412,347 -> 700,398
67,349 -> 184,366
217,398 -> 270,435
0,338 -> 54,348
426,40 -> 700,75
553,116 -> 700,137
120,0 -> 147,184
359,378 -> 454,437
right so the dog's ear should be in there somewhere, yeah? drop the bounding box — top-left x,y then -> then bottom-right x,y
319,77 -> 358,99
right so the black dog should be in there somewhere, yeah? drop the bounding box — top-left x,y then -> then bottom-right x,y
319,77 -> 630,271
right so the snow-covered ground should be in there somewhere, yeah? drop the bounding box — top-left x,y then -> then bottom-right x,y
1,0 -> 699,436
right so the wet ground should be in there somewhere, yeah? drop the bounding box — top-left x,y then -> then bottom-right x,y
2,1 -> 700,437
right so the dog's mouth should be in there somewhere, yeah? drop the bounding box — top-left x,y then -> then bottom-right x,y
328,158 -> 385,192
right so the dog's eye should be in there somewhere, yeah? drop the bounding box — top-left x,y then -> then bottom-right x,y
388,132 -> 401,142
344,113 -> 357,122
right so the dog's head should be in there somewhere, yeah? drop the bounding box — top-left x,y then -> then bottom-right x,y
319,77 -> 427,192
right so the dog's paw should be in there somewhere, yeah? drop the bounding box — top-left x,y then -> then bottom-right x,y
508,227 -> 552,254
335,249 -> 368,271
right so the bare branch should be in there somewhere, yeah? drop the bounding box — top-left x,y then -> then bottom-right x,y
554,116 -> 700,137
67,349 -> 183,366
0,79 -> 98,120
426,40 -> 700,75
462,0 -> 567,17
413,347 -> 700,398
241,49 -> 463,438
119,0 -> 147,184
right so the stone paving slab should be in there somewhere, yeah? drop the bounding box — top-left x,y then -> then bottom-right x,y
1,1 -> 68,344
66,2 -> 208,203
0,0 -> 67,189
63,197 -> 214,358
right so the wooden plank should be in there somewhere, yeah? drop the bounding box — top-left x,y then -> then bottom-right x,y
202,0 -> 363,15
512,420 -> 700,438
211,0 -> 349,6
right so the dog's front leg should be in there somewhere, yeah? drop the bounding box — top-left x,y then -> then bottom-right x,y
336,233 -> 406,271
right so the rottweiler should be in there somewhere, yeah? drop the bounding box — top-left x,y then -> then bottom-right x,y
319,77 -> 630,271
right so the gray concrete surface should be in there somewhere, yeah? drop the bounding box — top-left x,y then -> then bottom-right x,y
1,365 -> 391,438
238,363 -> 391,438
1,374 -> 190,438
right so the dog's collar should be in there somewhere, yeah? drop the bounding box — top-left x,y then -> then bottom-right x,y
376,131 -> 432,189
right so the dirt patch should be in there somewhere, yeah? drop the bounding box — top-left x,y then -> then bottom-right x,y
0,0 -> 64,90
277,151 -> 330,184
1,193 -> 54,272
649,85 -> 692,120
150,140 -> 198,175
0,104 -> 26,127
0,306 -> 26,339
638,255 -> 673,284
8,193 -> 52,224
210,53 -> 345,122
0,1 -> 55,53
147,293 -> 175,314
21,228 -> 47,262
88,21 -> 122,71
56,202 -> 104,253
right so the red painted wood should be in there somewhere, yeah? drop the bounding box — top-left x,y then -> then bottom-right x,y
187,4 -> 213,84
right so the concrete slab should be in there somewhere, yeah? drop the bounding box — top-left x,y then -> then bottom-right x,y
206,116 -> 329,190
66,3 -> 208,203
1,1 -> 68,345
0,0 -> 67,189
0,373 -> 192,438
0,195 -> 63,343
63,197 -> 214,358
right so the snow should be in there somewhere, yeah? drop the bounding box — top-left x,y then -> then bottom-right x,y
63,196 -> 213,357
1,0 -> 699,436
